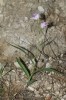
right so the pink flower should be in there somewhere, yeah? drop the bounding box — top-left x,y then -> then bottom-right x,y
40,22 -> 47,28
30,13 -> 39,20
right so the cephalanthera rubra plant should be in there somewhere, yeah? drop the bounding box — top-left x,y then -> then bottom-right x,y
9,13 -> 61,86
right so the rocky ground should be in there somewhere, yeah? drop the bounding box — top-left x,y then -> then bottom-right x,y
0,0 -> 66,100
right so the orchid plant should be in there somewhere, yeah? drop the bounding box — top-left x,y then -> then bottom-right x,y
9,13 -> 60,86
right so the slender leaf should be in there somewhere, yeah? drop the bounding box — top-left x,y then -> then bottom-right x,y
27,79 -> 37,86
9,43 -> 35,64
3,69 -> 11,76
1,64 -> 4,70
33,68 -> 61,75
16,58 -> 30,79
0,85 -> 3,89
0,69 -> 3,77
9,43 -> 28,56
40,40 -> 47,45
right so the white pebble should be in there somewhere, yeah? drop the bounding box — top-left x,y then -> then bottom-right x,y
28,86 -> 35,91
38,6 -> 44,12
55,91 -> 59,95
59,60 -> 62,64
61,98 -> 64,100
12,70 -> 16,73
63,95 -> 66,98
49,57 -> 53,64
5,81 -> 9,87
61,54 -> 63,58
24,17 -> 28,21
28,64 -> 33,70
46,63 -> 51,68
47,86 -> 51,90
14,62 -> 20,68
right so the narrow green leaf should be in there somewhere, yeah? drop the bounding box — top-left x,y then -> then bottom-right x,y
27,79 -> 37,86
33,68 -> 61,75
0,85 -> 3,89
16,58 -> 30,79
1,64 -> 4,70
9,43 -> 35,64
9,43 -> 28,56
40,39 -> 48,45
3,69 -> 11,76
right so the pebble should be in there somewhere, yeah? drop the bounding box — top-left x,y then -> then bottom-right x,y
28,86 -> 35,91
24,17 -> 28,21
59,60 -> 62,64
12,70 -> 16,73
0,0 -> 4,6
46,62 -> 51,68
55,9 -> 60,14
0,14 -> 3,23
34,90 -> 40,97
5,81 -> 9,87
55,91 -> 59,95
63,95 -> 66,98
49,57 -> 53,64
61,54 -> 63,58
14,62 -> 20,68
38,6 -> 44,12
47,86 -> 52,90
37,61 -> 44,68
28,64 -> 33,70
61,98 -> 64,100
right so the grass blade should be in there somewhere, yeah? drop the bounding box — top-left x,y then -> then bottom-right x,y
9,43 -> 28,56
0,69 -> 2,77
9,43 -> 35,65
3,69 -> 11,76
33,68 -> 61,75
16,58 -> 30,79
27,79 -> 37,86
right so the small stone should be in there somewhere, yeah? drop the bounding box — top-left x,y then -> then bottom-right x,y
0,14 -> 3,23
24,17 -> 28,21
49,57 -> 53,64
46,63 -> 51,68
5,81 -> 9,87
47,86 -> 51,90
22,72 -> 25,75
61,98 -> 64,100
38,6 -> 44,12
39,88 -> 43,93
55,91 -> 59,95
37,61 -> 44,68
55,9 -> 60,14
28,86 -> 35,91
34,90 -> 39,94
14,62 -> 20,68
34,90 -> 40,97
28,64 -> 33,70
61,54 -> 63,58
59,60 -> 62,64
63,95 -> 66,98
0,0 -> 4,6
12,70 -> 16,73
46,95 -> 52,100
